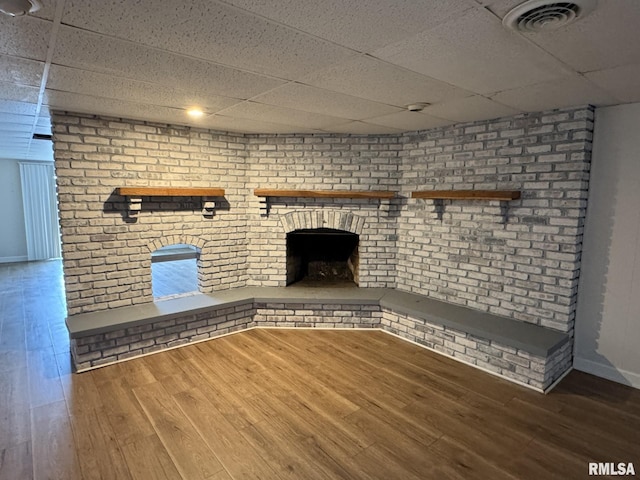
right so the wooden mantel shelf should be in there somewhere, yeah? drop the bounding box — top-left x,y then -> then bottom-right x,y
254,188 -> 396,199
117,187 -> 225,197
117,187 -> 225,218
411,190 -> 521,201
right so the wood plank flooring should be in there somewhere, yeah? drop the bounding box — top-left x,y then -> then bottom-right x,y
1,260 -> 640,479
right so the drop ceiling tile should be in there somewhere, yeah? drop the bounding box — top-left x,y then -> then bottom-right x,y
300,55 -> 470,107
0,121 -> 36,133
60,0 -> 356,78
490,75 -> 620,112
251,83 -> 402,120
474,0 -> 525,18
0,99 -> 38,116
373,7 -> 572,95
26,140 -> 53,161
0,112 -> 36,125
31,0 -> 57,21
0,144 -> 28,160
221,0 -> 471,52
44,91 -> 205,126
46,65 -> 242,113
321,121 -> 403,135
0,81 -> 40,103
202,115 -> 316,134
0,131 -> 31,140
522,1 -> 640,73
366,111 -> 452,131
0,55 -> 44,86
0,15 -> 51,61
424,95 -> 520,123
585,64 -> 640,103
53,26 -> 286,100
218,101 -> 350,130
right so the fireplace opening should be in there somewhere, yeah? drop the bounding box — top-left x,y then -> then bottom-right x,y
151,244 -> 200,298
286,228 -> 359,287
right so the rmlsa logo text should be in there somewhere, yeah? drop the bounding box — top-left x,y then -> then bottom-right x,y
589,463 -> 636,476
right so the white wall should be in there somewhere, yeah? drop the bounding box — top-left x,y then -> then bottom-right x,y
575,103 -> 640,388
0,159 -> 28,263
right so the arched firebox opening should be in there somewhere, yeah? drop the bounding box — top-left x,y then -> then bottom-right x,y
286,228 -> 359,287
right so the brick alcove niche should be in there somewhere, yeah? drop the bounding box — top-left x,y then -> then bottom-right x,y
147,235 -> 206,298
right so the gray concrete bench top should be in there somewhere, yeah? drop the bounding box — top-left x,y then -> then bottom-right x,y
66,286 -> 569,357
379,290 -> 568,357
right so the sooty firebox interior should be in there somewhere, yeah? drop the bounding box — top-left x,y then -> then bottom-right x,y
286,228 -> 359,287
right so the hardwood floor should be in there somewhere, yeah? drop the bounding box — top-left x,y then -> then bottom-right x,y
1,260 -> 639,479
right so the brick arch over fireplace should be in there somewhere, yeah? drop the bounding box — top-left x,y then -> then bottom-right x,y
279,210 -> 366,235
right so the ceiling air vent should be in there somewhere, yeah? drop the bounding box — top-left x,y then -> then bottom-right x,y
0,0 -> 41,16
502,0 -> 596,33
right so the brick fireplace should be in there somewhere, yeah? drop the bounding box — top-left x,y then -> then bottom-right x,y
54,106 -> 593,390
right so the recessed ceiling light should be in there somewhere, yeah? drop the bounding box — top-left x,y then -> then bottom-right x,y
186,107 -> 204,118
0,0 -> 40,16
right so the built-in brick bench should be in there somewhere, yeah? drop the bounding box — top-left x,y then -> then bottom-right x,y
67,287 -> 571,392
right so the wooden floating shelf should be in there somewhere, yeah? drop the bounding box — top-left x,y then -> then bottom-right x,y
411,190 -> 521,201
117,187 -> 225,197
254,189 -> 396,199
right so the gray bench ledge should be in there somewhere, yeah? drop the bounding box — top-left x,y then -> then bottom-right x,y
66,286 -> 387,338
378,290 -> 569,357
66,286 -> 569,357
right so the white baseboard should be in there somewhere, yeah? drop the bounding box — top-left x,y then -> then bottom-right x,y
0,255 -> 28,264
574,357 -> 640,389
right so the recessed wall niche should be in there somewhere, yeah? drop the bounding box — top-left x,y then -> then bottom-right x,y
151,244 -> 200,298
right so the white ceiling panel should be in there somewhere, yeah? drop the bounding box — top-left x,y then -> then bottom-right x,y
424,95 -> 520,123
0,121 -> 38,133
216,101 -> 349,130
44,91 -> 207,126
0,81 -> 41,103
301,55 -> 470,107
0,15 -> 51,61
52,26 -> 286,100
586,64 -> 640,104
475,0 -> 526,18
322,121 -> 403,135
60,0 -> 356,79
0,0 -> 639,156
202,115 -> 318,134
250,83 -> 402,120
220,0 -> 472,52
490,75 -> 620,112
0,145 -> 29,160
47,65 -> 242,114
0,55 -> 44,86
366,111 -> 451,131
31,0 -> 57,21
522,0 -> 640,73
0,130 -> 31,140
25,139 -> 53,160
0,112 -> 36,125
373,6 -> 572,95
0,99 -> 38,116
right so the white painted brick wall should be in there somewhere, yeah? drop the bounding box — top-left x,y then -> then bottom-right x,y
54,107 -> 593,345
